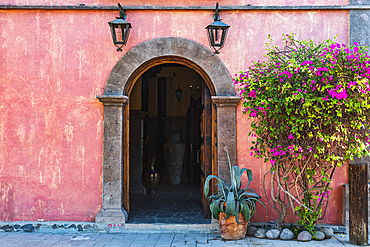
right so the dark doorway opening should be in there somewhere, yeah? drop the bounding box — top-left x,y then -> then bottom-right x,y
127,64 -> 211,224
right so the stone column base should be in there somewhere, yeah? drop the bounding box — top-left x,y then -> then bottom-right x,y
95,209 -> 128,224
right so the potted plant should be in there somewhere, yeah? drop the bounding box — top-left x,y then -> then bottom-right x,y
204,146 -> 266,240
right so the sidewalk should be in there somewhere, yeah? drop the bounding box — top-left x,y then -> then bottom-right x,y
0,231 -> 361,247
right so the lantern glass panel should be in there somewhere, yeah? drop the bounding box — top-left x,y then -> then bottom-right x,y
109,25 -> 117,43
122,25 -> 131,45
220,28 -> 228,47
115,25 -> 123,43
206,24 -> 229,51
213,28 -> 223,46
206,28 -> 214,48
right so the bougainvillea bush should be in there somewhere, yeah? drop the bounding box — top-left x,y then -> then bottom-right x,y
234,34 -> 370,232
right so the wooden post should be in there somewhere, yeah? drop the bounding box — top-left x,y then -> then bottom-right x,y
349,163 -> 368,245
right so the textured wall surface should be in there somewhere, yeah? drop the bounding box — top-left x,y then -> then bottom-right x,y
0,0 -> 350,6
0,0 -> 349,224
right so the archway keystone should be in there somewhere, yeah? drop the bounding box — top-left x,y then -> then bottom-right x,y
96,37 -> 240,224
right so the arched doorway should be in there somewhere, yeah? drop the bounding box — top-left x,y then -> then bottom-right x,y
95,37 -> 240,224
128,63 -> 212,223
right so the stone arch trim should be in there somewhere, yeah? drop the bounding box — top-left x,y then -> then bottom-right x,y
105,37 -> 236,96
95,37 -> 240,224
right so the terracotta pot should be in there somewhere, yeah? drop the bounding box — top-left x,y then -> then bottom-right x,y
219,212 -> 248,240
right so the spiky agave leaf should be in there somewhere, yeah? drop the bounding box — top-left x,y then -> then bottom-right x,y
246,169 -> 253,187
225,189 -> 236,220
225,146 -> 238,190
204,175 -> 228,198
238,167 -> 250,188
233,166 -> 250,190
219,201 -> 226,213
242,188 -> 260,194
243,192 -> 260,198
240,200 -> 251,221
210,200 -> 221,220
235,201 -> 241,224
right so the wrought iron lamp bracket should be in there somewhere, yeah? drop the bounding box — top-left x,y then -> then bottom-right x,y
118,3 -> 127,20
213,3 -> 221,21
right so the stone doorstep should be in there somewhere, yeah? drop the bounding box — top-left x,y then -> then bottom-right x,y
121,223 -> 217,234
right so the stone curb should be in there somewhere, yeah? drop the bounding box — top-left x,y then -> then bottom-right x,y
0,221 -> 345,234
0,221 -> 218,234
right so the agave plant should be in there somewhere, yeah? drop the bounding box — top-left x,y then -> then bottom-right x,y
204,146 -> 266,223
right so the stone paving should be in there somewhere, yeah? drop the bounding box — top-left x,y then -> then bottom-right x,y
0,184 -> 358,246
0,231 -> 360,246
128,184 -> 211,224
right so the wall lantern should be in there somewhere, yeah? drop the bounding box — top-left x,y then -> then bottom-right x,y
175,86 -> 183,101
108,3 -> 132,52
205,3 -> 230,54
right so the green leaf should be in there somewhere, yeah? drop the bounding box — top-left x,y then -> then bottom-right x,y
240,200 -> 251,221
246,169 -> 253,186
203,175 -> 228,199
244,192 -> 260,198
219,202 -> 226,213
233,166 -> 243,189
235,202 -> 240,224
210,200 -> 220,220
225,190 -> 236,219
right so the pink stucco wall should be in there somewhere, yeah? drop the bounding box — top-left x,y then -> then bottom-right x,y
0,0 -> 350,6
0,0 -> 349,224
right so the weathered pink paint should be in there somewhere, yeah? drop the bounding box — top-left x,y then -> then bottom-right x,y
0,0 -> 350,6
0,0 -> 349,224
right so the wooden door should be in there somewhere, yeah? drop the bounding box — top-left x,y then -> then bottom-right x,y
200,83 -> 212,219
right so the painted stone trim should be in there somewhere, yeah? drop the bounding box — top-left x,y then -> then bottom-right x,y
95,95 -> 129,224
97,95 -> 129,106
105,37 -> 236,96
212,96 -> 241,185
211,96 -> 241,107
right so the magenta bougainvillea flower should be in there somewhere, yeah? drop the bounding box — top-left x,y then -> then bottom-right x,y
234,34 -> 370,231
235,35 -> 370,167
